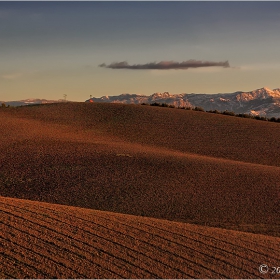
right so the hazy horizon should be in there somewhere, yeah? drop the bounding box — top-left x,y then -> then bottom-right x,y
1,1 -> 280,102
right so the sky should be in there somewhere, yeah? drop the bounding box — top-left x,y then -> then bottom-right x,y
1,1 -> 280,102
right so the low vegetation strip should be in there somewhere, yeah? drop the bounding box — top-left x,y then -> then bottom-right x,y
142,102 -> 280,123
1,196 -> 279,279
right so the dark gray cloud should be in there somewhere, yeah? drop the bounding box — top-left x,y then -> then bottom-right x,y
99,60 -> 230,70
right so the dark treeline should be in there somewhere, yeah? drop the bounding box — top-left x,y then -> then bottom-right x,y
0,103 -> 11,108
2,100 -> 280,123
141,102 -> 280,123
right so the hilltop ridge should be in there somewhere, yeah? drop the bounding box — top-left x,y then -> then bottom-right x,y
2,87 -> 280,118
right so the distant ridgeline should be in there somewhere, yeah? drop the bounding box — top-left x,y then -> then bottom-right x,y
0,99 -> 66,107
86,87 -> 280,119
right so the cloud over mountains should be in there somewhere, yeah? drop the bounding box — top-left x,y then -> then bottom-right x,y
99,60 -> 230,70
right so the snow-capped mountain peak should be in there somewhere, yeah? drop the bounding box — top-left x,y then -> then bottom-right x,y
86,87 -> 280,118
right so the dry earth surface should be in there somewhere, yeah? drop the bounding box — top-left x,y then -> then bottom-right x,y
1,196 -> 280,279
0,102 -> 280,278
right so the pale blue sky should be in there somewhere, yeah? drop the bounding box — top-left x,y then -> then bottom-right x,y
1,1 -> 280,101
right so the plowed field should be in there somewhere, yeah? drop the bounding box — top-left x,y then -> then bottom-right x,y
0,103 -> 279,236
1,196 -> 280,279
1,102 -> 280,278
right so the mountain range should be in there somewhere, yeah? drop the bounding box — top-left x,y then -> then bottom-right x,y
2,87 -> 280,118
86,87 -> 280,118
0,98 -> 66,107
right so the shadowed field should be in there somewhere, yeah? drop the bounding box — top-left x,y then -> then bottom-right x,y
1,196 -> 280,279
0,103 -> 279,236
1,102 -> 280,278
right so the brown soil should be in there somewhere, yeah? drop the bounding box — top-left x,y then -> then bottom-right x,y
1,196 -> 279,279
1,102 -> 280,278
0,103 -> 279,237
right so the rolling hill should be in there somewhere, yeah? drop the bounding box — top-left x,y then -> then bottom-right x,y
1,196 -> 279,279
0,102 -> 279,235
0,102 -> 280,278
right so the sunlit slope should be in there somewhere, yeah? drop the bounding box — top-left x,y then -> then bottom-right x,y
4,102 -> 280,167
1,196 -> 279,279
0,103 -> 279,236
